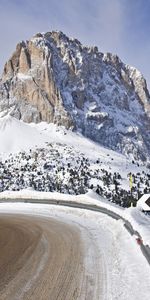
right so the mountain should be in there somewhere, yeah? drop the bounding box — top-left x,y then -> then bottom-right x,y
0,31 -> 150,161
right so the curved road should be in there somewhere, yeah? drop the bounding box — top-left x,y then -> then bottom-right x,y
0,214 -> 102,300
0,200 -> 150,300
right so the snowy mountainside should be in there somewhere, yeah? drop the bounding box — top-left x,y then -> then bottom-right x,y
0,115 -> 149,206
0,31 -> 150,161
0,114 -> 46,154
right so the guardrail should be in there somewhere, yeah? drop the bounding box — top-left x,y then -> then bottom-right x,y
0,197 -> 150,265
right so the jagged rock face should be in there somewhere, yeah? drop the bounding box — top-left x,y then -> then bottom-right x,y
0,30 -> 150,161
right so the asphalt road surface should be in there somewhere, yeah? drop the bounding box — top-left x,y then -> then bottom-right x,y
0,214 -> 102,300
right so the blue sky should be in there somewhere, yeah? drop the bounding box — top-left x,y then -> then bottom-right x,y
0,0 -> 150,87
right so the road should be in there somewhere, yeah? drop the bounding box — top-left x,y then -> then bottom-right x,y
0,213 -> 103,300
0,200 -> 150,300
1,197 -> 149,265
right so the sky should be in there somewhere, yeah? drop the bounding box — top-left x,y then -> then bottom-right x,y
0,0 -> 150,88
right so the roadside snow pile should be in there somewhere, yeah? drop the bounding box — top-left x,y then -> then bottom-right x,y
89,191 -> 150,247
0,189 -> 107,206
124,207 -> 150,246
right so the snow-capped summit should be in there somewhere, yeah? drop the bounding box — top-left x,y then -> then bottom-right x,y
0,30 -> 150,161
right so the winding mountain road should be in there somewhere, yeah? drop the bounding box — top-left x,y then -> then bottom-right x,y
0,200 -> 150,300
0,214 -> 103,300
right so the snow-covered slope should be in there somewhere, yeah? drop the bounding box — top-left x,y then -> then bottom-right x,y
0,114 -> 149,205
0,114 -> 47,154
0,31 -> 150,161
0,113 -> 140,171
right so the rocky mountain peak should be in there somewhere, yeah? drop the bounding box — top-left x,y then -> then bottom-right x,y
0,30 -> 150,161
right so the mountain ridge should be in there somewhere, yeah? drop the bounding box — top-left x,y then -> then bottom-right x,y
0,30 -> 150,161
